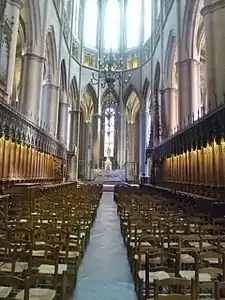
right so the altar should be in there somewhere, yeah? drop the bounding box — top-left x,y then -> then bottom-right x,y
91,169 -> 125,183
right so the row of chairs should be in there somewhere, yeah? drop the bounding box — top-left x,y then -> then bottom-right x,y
116,186 -> 225,300
0,182 -> 102,299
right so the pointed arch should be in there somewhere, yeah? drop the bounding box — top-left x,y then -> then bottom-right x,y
60,59 -> 67,92
80,93 -> 94,123
101,87 -> 119,104
45,26 -> 57,81
124,84 -> 140,106
82,83 -> 98,112
181,0 -> 204,60
154,61 -> 160,92
142,78 -> 150,100
70,76 -> 79,109
21,0 -> 41,50
164,30 -> 177,87
125,89 -> 140,124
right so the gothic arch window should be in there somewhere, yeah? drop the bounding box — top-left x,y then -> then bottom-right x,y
73,0 -> 80,37
126,0 -> 141,48
104,0 -> 120,50
84,0 -> 98,47
144,0 -> 152,42
104,107 -> 116,157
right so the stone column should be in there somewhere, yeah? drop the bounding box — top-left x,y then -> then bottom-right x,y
139,109 -> 146,176
5,0 -> 23,102
57,92 -> 68,144
40,83 -> 60,136
92,114 -> 101,169
126,122 -> 136,179
48,84 -> 60,137
176,58 -> 200,126
201,0 -> 225,108
20,53 -> 45,124
68,109 -> 80,181
84,121 -> 92,179
119,110 -> 126,169
163,87 -> 178,135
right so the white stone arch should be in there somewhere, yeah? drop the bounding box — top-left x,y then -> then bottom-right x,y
80,90 -> 95,123
43,26 -> 57,84
181,0 -> 204,60
20,0 -> 41,51
125,90 -> 140,124
69,76 -> 79,109
163,31 -> 178,136
182,0 -> 207,116
164,30 -> 177,88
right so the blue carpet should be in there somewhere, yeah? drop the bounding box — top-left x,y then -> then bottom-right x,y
74,187 -> 137,300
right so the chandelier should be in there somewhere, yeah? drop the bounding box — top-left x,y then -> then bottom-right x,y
91,50 -> 131,89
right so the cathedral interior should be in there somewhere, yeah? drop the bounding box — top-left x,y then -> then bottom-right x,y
1,0 -> 225,299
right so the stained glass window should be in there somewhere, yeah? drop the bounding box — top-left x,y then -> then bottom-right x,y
104,0 -> 120,50
84,0 -> 98,47
126,0 -> 141,48
104,107 -> 115,157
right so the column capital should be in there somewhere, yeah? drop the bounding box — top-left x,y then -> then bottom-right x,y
23,52 -> 46,63
176,58 -> 199,67
42,83 -> 60,90
201,0 -> 225,17
70,109 -> 80,115
162,87 -> 178,92
7,0 -> 23,9
92,113 -> 102,118
59,101 -> 69,106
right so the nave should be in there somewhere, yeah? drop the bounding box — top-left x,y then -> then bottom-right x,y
74,185 -> 137,300
1,182 -> 225,299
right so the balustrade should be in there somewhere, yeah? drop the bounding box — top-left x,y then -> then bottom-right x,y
0,99 -> 66,183
147,103 -> 225,199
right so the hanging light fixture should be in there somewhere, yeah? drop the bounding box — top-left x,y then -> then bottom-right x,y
91,50 -> 131,89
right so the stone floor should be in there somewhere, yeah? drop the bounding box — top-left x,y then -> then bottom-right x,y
74,185 -> 137,300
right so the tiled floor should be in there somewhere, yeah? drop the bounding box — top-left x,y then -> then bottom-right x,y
74,185 -> 137,300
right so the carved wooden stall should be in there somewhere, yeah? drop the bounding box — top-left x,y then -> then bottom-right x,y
0,100 -> 66,184
149,104 -> 225,199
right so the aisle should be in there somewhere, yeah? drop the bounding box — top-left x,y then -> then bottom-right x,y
74,185 -> 137,300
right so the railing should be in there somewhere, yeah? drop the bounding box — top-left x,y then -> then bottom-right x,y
148,103 -> 225,160
0,98 -> 66,159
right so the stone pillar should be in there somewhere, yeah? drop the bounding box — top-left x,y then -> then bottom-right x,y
68,109 -> 80,181
57,92 -> 68,144
126,122 -> 136,179
5,0 -> 23,102
92,114 -> 101,169
119,110 -> 126,169
48,84 -> 60,137
201,0 -> 225,108
163,87 -> 178,135
84,121 -> 92,179
20,53 -> 45,124
139,110 -> 146,176
176,58 -> 200,126
40,83 -> 59,136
